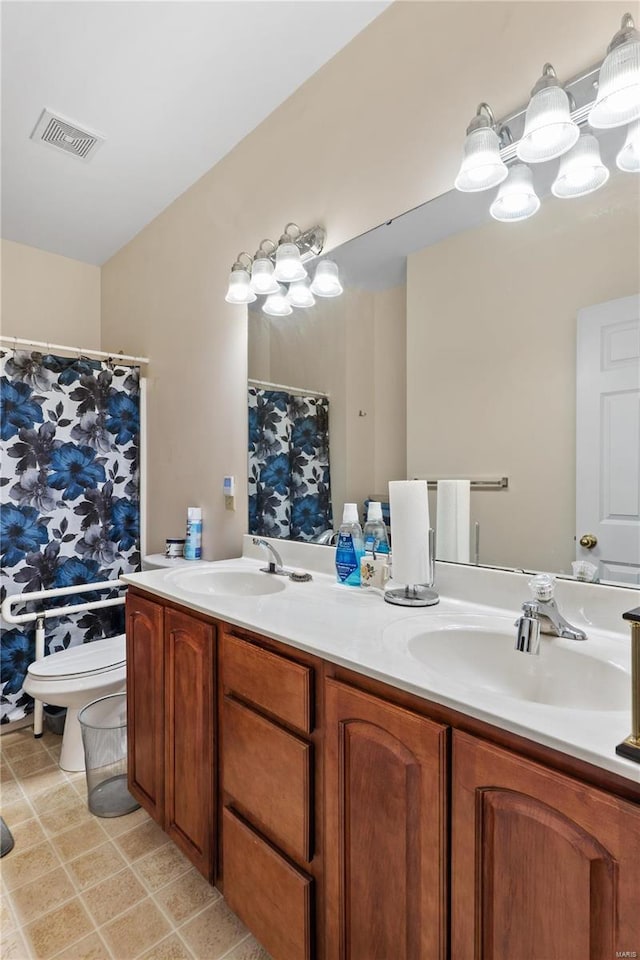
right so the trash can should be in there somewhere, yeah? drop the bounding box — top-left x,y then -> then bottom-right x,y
78,694 -> 140,818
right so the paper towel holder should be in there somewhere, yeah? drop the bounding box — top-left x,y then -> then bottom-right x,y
385,529 -> 440,608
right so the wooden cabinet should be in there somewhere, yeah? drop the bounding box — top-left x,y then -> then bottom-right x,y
324,678 -> 448,960
452,731 -> 640,959
126,591 -> 216,880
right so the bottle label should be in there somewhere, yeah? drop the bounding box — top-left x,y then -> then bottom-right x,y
336,533 -> 359,583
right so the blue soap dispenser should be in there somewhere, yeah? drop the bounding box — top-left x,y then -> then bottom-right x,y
335,503 -> 364,586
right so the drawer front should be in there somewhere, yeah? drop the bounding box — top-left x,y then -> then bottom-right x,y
222,631 -> 312,733
223,695 -> 312,862
223,808 -> 312,960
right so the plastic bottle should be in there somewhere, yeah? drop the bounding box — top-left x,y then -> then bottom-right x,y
184,507 -> 203,560
363,501 -> 390,556
335,503 -> 364,586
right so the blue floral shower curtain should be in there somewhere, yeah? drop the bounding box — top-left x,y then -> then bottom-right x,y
0,349 -> 141,723
248,387 -> 332,541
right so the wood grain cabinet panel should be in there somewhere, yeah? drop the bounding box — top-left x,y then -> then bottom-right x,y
126,594 -> 164,824
222,631 -> 312,733
223,809 -> 312,960
324,678 -> 448,960
223,695 -> 312,862
452,731 -> 640,960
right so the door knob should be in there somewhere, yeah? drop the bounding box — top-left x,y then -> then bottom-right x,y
579,534 -> 598,549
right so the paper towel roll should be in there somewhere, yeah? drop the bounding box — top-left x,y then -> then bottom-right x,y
389,480 -> 430,585
436,480 -> 470,563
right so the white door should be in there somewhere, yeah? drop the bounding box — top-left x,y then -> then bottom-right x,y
576,295 -> 640,584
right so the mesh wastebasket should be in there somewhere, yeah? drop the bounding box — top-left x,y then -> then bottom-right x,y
78,694 -> 140,818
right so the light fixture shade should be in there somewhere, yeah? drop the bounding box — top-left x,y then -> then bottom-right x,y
225,268 -> 256,304
250,257 -> 279,295
589,16 -> 640,129
617,119 -> 640,170
517,85 -> 580,163
454,126 -> 508,192
263,284 -> 293,317
490,163 -> 540,222
310,260 -> 343,297
552,132 -> 610,198
287,278 -> 316,308
273,242 -> 307,283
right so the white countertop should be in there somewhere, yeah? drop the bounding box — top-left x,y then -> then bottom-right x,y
122,538 -> 640,788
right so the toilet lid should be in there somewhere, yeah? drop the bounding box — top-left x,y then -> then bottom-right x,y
27,634 -> 126,681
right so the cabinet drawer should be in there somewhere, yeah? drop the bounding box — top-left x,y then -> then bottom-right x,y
223,808 -> 312,960
222,631 -> 312,733
223,695 -> 312,862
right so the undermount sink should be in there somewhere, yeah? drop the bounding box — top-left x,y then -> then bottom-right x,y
390,615 -> 629,712
168,567 -> 287,598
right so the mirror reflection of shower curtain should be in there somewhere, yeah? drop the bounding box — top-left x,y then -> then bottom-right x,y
248,387 -> 332,540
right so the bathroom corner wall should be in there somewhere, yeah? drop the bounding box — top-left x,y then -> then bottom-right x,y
0,239 -> 101,347
99,1 -> 629,560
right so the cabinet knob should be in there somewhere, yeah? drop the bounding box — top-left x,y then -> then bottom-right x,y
579,534 -> 598,550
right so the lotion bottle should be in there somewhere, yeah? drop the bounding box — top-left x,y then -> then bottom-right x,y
184,507 -> 203,560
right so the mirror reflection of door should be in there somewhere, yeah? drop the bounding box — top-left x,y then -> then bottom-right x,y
576,295 -> 640,585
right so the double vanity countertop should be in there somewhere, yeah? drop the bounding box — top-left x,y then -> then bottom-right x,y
122,537 -> 640,788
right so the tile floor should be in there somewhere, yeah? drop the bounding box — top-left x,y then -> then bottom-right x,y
1,727 -> 272,960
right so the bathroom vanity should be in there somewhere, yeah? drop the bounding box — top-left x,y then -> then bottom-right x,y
122,547 -> 640,960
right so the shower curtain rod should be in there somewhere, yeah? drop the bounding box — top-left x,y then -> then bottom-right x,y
248,378 -> 329,399
0,335 -> 149,366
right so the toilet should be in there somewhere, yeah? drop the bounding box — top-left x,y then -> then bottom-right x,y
23,634 -> 126,773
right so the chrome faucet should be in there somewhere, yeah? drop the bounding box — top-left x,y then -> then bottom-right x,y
515,574 -> 587,654
252,538 -> 289,575
310,528 -> 339,546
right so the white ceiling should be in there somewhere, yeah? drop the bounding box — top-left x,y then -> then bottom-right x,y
1,1 -> 389,265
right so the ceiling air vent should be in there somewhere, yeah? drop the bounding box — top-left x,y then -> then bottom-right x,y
30,108 -> 105,161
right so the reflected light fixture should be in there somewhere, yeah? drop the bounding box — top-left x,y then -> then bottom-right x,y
617,118 -> 640,171
489,163 -> 540,222
310,260 -> 343,297
224,253 -> 256,304
517,64 -> 580,163
263,284 -> 293,317
287,278 -> 316,308
589,13 -> 640,129
250,240 -> 279,295
454,103 -> 508,192
273,224 -> 308,282
552,130 -> 610,198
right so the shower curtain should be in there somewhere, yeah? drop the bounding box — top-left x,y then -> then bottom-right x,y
248,387 -> 332,541
0,349 -> 141,723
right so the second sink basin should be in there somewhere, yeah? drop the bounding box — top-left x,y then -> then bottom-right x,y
388,614 -> 629,712
168,567 -> 287,598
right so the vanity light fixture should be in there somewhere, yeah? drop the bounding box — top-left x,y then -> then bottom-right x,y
617,118 -> 640,171
552,130 -> 610,198
263,284 -> 293,317
516,64 -> 580,163
310,260 -> 344,297
589,13 -> 640,130
489,163 -> 540,222
224,253 -> 256,304
250,241 -> 279,295
274,224 -> 308,283
287,278 -> 316,308
454,103 -> 509,192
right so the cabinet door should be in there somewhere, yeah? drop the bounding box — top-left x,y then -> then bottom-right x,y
164,608 -> 215,880
325,679 -> 448,960
126,593 -> 164,824
452,731 -> 640,960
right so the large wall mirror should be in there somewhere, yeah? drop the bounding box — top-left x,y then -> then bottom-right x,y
248,126 -> 640,587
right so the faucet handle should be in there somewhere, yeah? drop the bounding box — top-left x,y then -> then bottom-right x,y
529,573 -> 555,602
515,601 -> 541,655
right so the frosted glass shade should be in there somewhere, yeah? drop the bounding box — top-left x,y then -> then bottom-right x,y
250,257 -> 279,295
552,133 -> 610,198
310,260 -> 343,297
225,268 -> 256,304
263,284 -> 292,317
273,242 -> 307,282
490,164 -> 540,222
454,127 -> 508,192
287,278 -> 315,308
517,86 -> 580,163
589,37 -> 640,129
617,119 -> 640,171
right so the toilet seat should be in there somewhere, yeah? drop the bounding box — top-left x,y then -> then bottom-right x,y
27,634 -> 126,682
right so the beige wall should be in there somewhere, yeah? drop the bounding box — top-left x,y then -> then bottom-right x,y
1,239 -> 101,347
407,173 -> 639,574
100,1 -> 630,559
